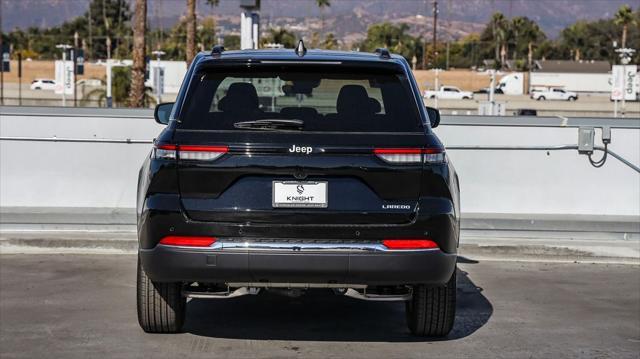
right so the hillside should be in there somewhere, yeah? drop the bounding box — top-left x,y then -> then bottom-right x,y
1,0 -> 633,41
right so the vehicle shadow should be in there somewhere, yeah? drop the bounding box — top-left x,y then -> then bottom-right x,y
184,261 -> 492,342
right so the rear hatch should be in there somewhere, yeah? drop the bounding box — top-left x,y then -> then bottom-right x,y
172,62 -> 439,226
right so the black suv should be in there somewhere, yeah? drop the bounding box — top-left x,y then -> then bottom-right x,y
137,45 -> 460,337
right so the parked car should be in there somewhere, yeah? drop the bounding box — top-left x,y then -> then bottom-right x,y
30,79 -> 56,90
530,87 -> 578,101
136,45 -> 460,337
424,85 -> 474,100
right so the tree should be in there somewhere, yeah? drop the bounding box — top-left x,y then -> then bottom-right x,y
316,0 -> 331,40
262,28 -> 297,48
614,5 -> 635,48
510,16 -> 545,69
561,21 -> 589,61
491,12 -> 509,67
322,33 -> 338,50
186,0 -> 219,66
223,35 -> 241,50
84,67 -> 153,107
185,0 -> 196,66
359,23 -> 420,63
129,0 -> 147,108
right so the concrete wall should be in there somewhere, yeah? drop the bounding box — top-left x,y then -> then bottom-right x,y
1,108 -> 639,217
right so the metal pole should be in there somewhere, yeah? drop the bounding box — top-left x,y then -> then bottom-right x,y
489,69 -> 495,104
18,53 -> 22,106
621,63 -> 626,118
156,56 -> 161,104
106,60 -> 112,108
61,50 -> 66,107
434,68 -> 439,109
72,48 -> 77,107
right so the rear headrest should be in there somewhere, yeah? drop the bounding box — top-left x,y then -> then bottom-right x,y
336,85 -> 372,115
218,82 -> 259,112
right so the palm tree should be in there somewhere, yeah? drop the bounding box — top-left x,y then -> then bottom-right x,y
316,0 -> 331,41
129,0 -> 147,107
511,16 -> 527,60
522,21 -> 544,70
511,16 -> 545,70
186,0 -> 219,66
490,12 -> 508,68
185,0 -> 196,66
614,5 -> 635,49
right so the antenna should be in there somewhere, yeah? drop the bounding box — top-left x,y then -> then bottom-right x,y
295,40 -> 307,57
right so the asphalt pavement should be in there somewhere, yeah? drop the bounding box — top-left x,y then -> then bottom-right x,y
0,254 -> 638,359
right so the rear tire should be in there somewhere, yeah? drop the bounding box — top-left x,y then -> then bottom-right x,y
136,257 -> 186,333
406,269 -> 456,337
568,96 -> 576,101
537,96 -> 545,101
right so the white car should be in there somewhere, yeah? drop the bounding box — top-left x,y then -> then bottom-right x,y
30,79 -> 56,90
531,88 -> 578,101
424,86 -> 474,100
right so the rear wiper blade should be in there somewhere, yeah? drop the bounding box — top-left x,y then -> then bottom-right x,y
234,118 -> 304,131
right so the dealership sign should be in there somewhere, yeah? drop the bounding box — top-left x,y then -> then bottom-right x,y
55,60 -> 74,95
611,65 -> 637,101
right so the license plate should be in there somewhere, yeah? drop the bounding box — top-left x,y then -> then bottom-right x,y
272,181 -> 328,208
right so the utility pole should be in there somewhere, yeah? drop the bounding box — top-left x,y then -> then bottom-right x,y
432,1 -> 438,66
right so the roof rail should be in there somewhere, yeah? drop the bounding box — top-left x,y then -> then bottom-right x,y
295,40 -> 307,57
374,48 -> 391,59
211,45 -> 225,58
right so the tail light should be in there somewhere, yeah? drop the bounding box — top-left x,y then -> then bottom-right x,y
382,238 -> 439,250
153,144 -> 228,161
374,148 -> 445,164
159,236 -> 217,247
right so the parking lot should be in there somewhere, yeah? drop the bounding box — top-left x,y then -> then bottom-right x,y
1,254 -> 638,359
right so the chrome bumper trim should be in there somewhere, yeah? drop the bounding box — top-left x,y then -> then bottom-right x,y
209,241 -> 438,253
226,282 -> 367,289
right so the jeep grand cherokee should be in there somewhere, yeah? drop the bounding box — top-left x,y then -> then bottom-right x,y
136,44 -> 460,337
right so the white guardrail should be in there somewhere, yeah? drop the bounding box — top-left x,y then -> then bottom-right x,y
1,106 -> 639,218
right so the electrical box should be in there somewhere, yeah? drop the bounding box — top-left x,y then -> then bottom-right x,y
578,127 -> 595,155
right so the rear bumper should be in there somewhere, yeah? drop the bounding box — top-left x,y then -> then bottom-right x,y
139,244 -> 457,286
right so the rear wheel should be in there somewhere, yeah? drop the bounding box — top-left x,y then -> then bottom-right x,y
136,257 -> 186,333
406,269 -> 456,337
568,96 -> 576,101
537,96 -> 545,101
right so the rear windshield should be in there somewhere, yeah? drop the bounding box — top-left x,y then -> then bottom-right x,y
178,66 -> 424,132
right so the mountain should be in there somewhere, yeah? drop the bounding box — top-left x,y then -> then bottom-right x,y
1,0 -> 633,40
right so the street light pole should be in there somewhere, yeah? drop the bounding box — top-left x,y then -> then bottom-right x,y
56,44 -> 72,107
